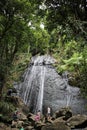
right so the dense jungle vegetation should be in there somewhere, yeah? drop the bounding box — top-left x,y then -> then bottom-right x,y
0,0 -> 87,101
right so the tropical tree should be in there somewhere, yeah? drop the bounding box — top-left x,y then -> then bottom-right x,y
0,0 -> 43,95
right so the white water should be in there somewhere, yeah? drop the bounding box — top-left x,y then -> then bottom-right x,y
23,56 -> 42,105
35,66 -> 46,113
23,65 -> 36,104
23,56 -> 47,113
62,72 -> 71,106
66,84 -> 71,106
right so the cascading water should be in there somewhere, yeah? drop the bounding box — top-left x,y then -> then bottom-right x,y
35,66 -> 46,113
14,55 -> 56,113
14,55 -> 87,114
66,85 -> 71,107
62,71 -> 72,106
23,65 -> 36,104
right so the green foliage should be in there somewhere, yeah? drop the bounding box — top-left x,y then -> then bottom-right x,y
60,53 -> 82,71
45,0 -> 87,30
29,27 -> 50,55
0,101 -> 15,115
5,53 -> 31,90
49,23 -> 87,96
0,0 -> 36,93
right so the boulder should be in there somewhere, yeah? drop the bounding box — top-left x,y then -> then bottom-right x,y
16,120 -> 24,128
53,107 -> 72,120
19,112 -> 27,121
45,119 -> 53,124
0,122 -> 19,130
53,119 -> 70,130
67,114 -> 87,128
0,123 -> 7,130
34,121 -> 45,130
41,122 -> 71,130
11,120 -> 17,128
41,124 -> 58,130
4,127 -> 19,130
25,125 -> 34,130
53,117 -> 65,124
27,113 -> 34,118
27,115 -> 36,125
23,121 -> 32,127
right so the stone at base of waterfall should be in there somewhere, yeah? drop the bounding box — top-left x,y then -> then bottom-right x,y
34,121 -> 46,130
7,128 -> 19,130
0,123 -> 8,130
0,122 -> 19,130
19,112 -> 27,121
11,121 -> 17,128
53,107 -> 72,120
17,120 -> 24,128
45,119 -> 53,124
41,122 -> 71,130
27,114 -> 36,126
11,120 -> 24,128
27,113 -> 34,118
11,128 -> 19,130
23,121 -> 32,127
53,117 -> 66,124
25,125 -> 34,130
67,114 -> 87,128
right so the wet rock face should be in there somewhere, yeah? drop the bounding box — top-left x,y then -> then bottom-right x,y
30,55 -> 56,65
14,55 -> 87,114
39,64 -> 87,114
42,65 -> 67,111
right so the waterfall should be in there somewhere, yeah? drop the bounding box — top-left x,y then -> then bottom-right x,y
23,65 -> 36,104
66,85 -> 71,106
62,71 -> 71,106
14,55 -> 87,114
14,55 -> 55,113
35,66 -> 46,113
